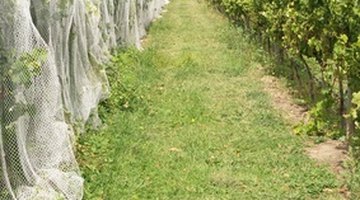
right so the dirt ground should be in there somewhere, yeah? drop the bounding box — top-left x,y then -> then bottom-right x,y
262,75 -> 350,198
261,75 -> 307,123
305,140 -> 348,174
261,75 -> 349,196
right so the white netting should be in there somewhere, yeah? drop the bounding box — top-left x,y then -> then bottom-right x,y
0,0 -> 168,199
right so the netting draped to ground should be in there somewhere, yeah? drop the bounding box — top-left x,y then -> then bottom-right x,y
0,0 -> 168,199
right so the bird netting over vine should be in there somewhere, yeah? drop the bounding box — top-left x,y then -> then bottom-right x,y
0,0 -> 168,199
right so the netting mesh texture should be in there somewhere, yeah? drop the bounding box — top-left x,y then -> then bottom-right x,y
0,0 -> 168,199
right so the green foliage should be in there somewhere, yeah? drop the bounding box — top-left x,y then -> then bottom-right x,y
8,48 -> 46,87
0,46 -> 46,194
350,92 -> 360,158
101,48 -> 144,114
352,92 -> 360,120
1,48 -> 46,122
99,47 -> 158,118
295,96 -> 341,138
208,0 -> 360,140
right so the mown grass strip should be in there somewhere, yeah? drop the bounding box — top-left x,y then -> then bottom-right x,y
77,0 -> 342,199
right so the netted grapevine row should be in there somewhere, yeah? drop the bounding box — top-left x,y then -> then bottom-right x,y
0,0 -> 168,199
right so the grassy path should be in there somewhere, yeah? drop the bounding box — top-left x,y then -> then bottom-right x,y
78,0 -> 343,199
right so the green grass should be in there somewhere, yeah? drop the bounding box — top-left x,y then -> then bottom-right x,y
77,0 -> 343,199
